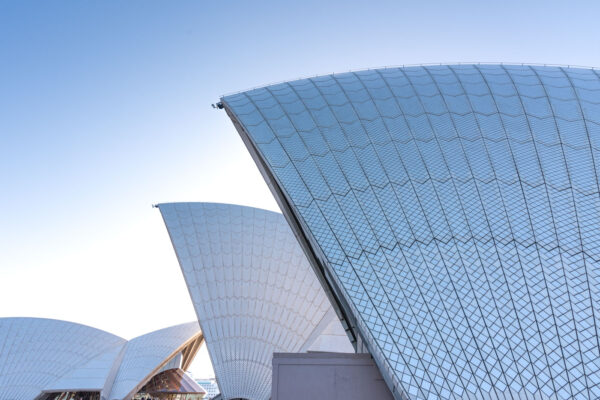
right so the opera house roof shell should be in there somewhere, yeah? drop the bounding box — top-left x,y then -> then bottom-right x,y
222,64 -> 600,399
0,317 -> 202,400
159,202 -> 353,400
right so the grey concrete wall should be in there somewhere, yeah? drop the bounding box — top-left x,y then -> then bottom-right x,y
272,352 -> 393,400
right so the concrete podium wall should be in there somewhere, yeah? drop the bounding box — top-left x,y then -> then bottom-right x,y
272,353 -> 393,400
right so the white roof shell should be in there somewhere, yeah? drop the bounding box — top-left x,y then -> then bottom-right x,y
0,318 -> 125,400
159,202 -> 352,400
0,318 -> 201,400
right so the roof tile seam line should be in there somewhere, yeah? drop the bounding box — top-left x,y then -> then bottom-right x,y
276,77 -> 428,399
385,67 -> 512,397
530,64 -> 596,395
233,108 -> 600,131
441,64 -> 546,395
536,65 -> 600,392
424,64 -> 540,395
237,127 -> 600,158
255,89 -> 600,109
565,67 -> 600,360
187,298 -> 328,328
299,70 -> 458,398
243,88 -> 599,112
205,333 -> 308,349
334,70 -> 484,399
234,106 -> 600,127
216,358 -> 272,367
262,80 -> 593,98
500,63 -> 575,397
242,126 -> 600,166
489,64 -> 583,396
186,233 -> 599,267
237,160 -> 600,201
271,75 -> 437,399
247,91 -> 584,113
220,63 -> 600,98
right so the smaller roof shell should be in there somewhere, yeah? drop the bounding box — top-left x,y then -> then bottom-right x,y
0,318 -> 125,400
159,202 -> 353,400
0,318 -> 202,400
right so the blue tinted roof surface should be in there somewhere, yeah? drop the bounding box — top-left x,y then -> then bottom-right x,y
223,65 -> 600,399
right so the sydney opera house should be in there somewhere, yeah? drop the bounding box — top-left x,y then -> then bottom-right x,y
220,64 -> 600,399
4,64 -> 600,400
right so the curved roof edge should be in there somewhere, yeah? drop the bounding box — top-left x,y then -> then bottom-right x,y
221,63 -> 600,398
0,316 -> 126,341
0,317 -> 126,400
156,201 -> 281,215
220,62 -> 600,98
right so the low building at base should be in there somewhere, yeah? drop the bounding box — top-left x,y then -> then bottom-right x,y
194,380 -> 219,400
272,352 -> 393,400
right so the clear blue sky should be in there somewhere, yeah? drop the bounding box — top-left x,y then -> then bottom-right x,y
1,0 -> 599,378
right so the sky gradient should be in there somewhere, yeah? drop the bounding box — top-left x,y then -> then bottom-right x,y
1,0 -> 599,379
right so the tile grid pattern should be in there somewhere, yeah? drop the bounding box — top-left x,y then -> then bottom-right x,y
223,65 -> 600,399
159,203 -> 336,400
0,318 -> 126,400
0,318 -> 200,400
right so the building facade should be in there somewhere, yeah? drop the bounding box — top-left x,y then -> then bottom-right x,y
195,379 -> 219,400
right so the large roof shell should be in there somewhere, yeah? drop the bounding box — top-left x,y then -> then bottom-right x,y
223,64 -> 600,399
159,202 -> 352,400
